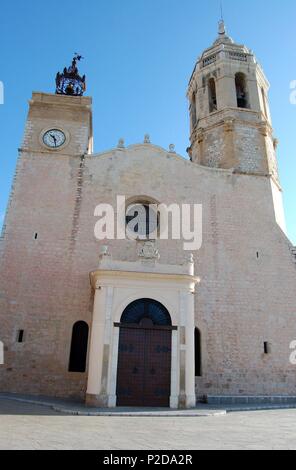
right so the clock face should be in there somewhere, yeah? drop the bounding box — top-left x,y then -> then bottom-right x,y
43,129 -> 66,149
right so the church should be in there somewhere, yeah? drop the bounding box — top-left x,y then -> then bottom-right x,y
0,22 -> 296,408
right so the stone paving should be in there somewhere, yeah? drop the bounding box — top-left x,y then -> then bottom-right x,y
1,397 -> 296,450
0,393 -> 226,417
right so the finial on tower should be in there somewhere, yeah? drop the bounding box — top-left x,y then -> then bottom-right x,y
55,53 -> 86,96
218,1 -> 226,35
218,19 -> 226,36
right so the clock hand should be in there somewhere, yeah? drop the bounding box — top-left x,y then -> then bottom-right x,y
50,134 -> 57,147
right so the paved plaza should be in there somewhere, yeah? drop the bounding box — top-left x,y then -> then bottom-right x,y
0,398 -> 296,450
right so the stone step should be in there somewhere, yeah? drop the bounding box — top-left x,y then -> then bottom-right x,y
207,395 -> 296,405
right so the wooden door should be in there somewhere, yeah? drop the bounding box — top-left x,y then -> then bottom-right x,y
116,326 -> 172,407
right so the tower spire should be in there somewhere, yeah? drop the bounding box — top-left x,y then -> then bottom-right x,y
218,1 -> 226,36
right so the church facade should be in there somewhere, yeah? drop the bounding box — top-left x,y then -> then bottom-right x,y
0,23 -> 296,408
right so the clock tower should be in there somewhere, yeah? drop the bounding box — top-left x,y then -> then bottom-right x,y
22,54 -> 92,157
0,57 -> 94,400
21,91 -> 93,156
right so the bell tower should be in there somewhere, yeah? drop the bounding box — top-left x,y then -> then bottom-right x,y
187,21 -> 279,185
22,55 -> 93,157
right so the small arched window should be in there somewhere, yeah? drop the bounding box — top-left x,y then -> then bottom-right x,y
235,73 -> 249,109
190,92 -> 197,128
195,328 -> 202,377
69,321 -> 89,373
208,78 -> 217,113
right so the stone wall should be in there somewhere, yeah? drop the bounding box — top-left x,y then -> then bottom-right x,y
0,143 -> 296,399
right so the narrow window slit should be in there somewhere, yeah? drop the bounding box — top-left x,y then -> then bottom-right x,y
195,328 -> 202,377
17,330 -> 24,343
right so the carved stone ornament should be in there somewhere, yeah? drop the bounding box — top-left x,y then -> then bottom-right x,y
197,129 -> 204,143
99,245 -> 111,259
273,138 -> 279,150
138,241 -> 160,260
224,118 -> 234,132
117,138 -> 125,149
185,253 -> 194,264
259,123 -> 269,137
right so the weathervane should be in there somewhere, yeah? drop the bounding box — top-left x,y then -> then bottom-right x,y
55,53 -> 86,96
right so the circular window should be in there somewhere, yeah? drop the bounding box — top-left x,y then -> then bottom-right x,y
126,201 -> 159,240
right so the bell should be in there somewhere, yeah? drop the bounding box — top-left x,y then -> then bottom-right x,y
65,83 -> 74,95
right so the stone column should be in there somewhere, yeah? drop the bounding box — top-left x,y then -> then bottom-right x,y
107,326 -> 120,407
185,291 -> 196,408
86,285 -> 107,407
170,329 -> 179,408
178,290 -> 196,409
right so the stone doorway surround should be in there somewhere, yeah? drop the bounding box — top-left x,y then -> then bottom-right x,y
86,245 -> 200,409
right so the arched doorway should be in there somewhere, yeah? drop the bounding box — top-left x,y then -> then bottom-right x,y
116,299 -> 173,407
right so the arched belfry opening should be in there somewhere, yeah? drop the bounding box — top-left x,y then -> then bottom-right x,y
116,299 -> 173,407
208,78 -> 217,113
235,72 -> 250,109
190,92 -> 197,128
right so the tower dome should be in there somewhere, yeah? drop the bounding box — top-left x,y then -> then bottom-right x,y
213,20 -> 234,45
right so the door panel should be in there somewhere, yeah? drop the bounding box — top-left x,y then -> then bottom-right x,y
116,326 -> 172,407
144,329 -> 171,407
116,328 -> 145,406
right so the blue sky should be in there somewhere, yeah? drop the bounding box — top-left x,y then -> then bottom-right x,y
0,0 -> 295,243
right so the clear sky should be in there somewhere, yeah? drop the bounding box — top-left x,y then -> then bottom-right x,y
0,0 -> 295,243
